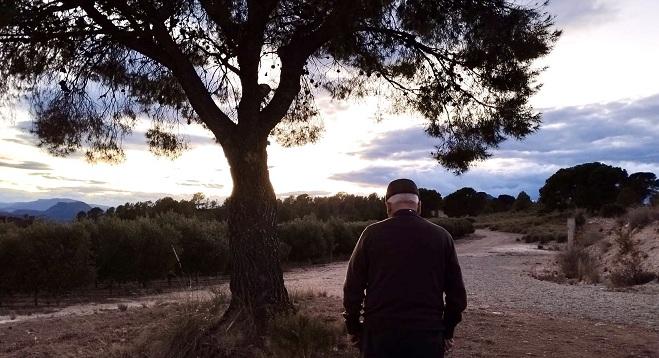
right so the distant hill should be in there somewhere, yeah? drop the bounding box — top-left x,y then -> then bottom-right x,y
0,198 -> 79,212
0,199 -> 101,222
0,198 -> 108,211
43,201 -> 93,221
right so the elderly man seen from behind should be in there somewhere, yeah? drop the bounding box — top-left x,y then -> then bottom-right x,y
343,178 -> 467,358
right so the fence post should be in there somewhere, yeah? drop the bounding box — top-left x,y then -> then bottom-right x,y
567,217 -> 576,249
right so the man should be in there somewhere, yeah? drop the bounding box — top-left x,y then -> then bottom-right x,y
343,179 -> 467,357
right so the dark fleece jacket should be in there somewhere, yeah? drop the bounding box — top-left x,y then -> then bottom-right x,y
343,209 -> 467,338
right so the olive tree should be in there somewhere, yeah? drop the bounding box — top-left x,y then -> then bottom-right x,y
0,0 -> 558,325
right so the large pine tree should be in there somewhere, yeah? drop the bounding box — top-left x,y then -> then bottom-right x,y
0,0 -> 559,326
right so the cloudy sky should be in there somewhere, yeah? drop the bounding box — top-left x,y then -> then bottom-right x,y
1,0 -> 658,206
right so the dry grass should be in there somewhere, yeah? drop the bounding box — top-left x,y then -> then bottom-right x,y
111,289 -> 346,358
267,312 -> 344,358
475,211 -> 568,243
558,247 -> 600,283
111,290 -> 231,358
627,206 -> 659,230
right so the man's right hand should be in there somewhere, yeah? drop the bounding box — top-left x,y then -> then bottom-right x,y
444,338 -> 454,353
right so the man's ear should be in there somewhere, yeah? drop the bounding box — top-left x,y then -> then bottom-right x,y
418,201 -> 422,214
386,201 -> 392,217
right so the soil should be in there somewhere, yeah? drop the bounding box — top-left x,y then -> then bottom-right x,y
0,229 -> 657,357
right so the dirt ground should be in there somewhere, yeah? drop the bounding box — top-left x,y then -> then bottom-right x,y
1,229 -> 657,357
1,295 -> 657,358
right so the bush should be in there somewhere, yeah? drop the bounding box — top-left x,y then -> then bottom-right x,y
325,218 -> 371,258
627,207 -> 658,230
158,213 -> 230,277
523,231 -> 567,244
609,229 -> 656,287
0,222 -> 95,305
599,203 -> 626,218
428,218 -> 475,238
558,247 -> 600,283
278,217 -> 331,263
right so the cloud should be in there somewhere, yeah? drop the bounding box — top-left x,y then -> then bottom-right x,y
177,179 -> 224,189
0,159 -> 51,171
276,190 -> 332,198
335,93 -> 659,198
29,173 -> 107,185
546,0 -> 617,29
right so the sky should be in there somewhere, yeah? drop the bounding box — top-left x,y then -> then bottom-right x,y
1,0 -> 659,206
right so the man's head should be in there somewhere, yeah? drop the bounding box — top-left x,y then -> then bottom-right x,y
385,179 -> 421,216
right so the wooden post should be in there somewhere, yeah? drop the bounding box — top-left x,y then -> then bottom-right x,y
567,217 -> 576,249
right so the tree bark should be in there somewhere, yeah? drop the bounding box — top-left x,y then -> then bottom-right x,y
223,135 -> 292,330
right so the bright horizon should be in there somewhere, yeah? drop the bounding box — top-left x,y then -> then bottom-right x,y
1,0 -> 658,206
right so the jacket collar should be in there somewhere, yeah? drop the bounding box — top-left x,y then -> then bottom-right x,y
392,209 -> 419,217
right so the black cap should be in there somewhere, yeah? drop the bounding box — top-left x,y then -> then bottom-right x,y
385,178 -> 419,200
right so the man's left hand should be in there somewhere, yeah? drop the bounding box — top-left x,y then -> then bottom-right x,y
348,333 -> 361,348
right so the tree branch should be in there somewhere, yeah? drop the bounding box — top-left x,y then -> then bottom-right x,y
72,1 -> 237,143
259,0 -> 357,133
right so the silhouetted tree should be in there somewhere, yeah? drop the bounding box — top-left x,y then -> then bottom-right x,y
87,207 -> 105,220
512,191 -> 532,211
539,162 -> 628,211
619,172 -> 659,206
0,0 -> 559,324
493,194 -> 515,212
418,188 -> 442,218
443,187 -> 488,217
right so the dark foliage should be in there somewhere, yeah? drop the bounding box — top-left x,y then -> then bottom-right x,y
0,0 -> 559,170
443,187 -> 488,217
277,192 -> 386,222
539,162 -> 628,211
418,188 -> 443,218
512,191 -> 532,211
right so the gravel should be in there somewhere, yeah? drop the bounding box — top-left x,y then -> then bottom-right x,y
284,229 -> 659,330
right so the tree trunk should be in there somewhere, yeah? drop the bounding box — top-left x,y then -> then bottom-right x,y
224,136 -> 292,329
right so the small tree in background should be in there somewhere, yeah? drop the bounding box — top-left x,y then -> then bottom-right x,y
443,187 -> 488,217
512,191 -> 532,211
539,162 -> 628,211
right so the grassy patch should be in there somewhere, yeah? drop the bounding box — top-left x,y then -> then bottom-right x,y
475,211 -> 567,243
114,290 -> 349,358
268,312 -> 344,358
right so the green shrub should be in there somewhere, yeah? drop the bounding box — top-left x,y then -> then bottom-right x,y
278,217 -> 330,263
134,219 -> 179,287
158,213 -> 230,277
428,218 -> 475,238
0,222 -> 96,304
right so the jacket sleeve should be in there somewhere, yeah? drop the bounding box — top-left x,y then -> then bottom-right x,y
342,228 -> 369,335
443,234 -> 467,338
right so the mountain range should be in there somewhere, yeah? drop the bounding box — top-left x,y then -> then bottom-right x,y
0,198 -> 108,222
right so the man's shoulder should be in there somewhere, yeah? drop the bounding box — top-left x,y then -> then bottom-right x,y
366,216 -> 451,237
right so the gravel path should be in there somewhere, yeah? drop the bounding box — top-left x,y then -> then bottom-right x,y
285,229 -> 659,330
